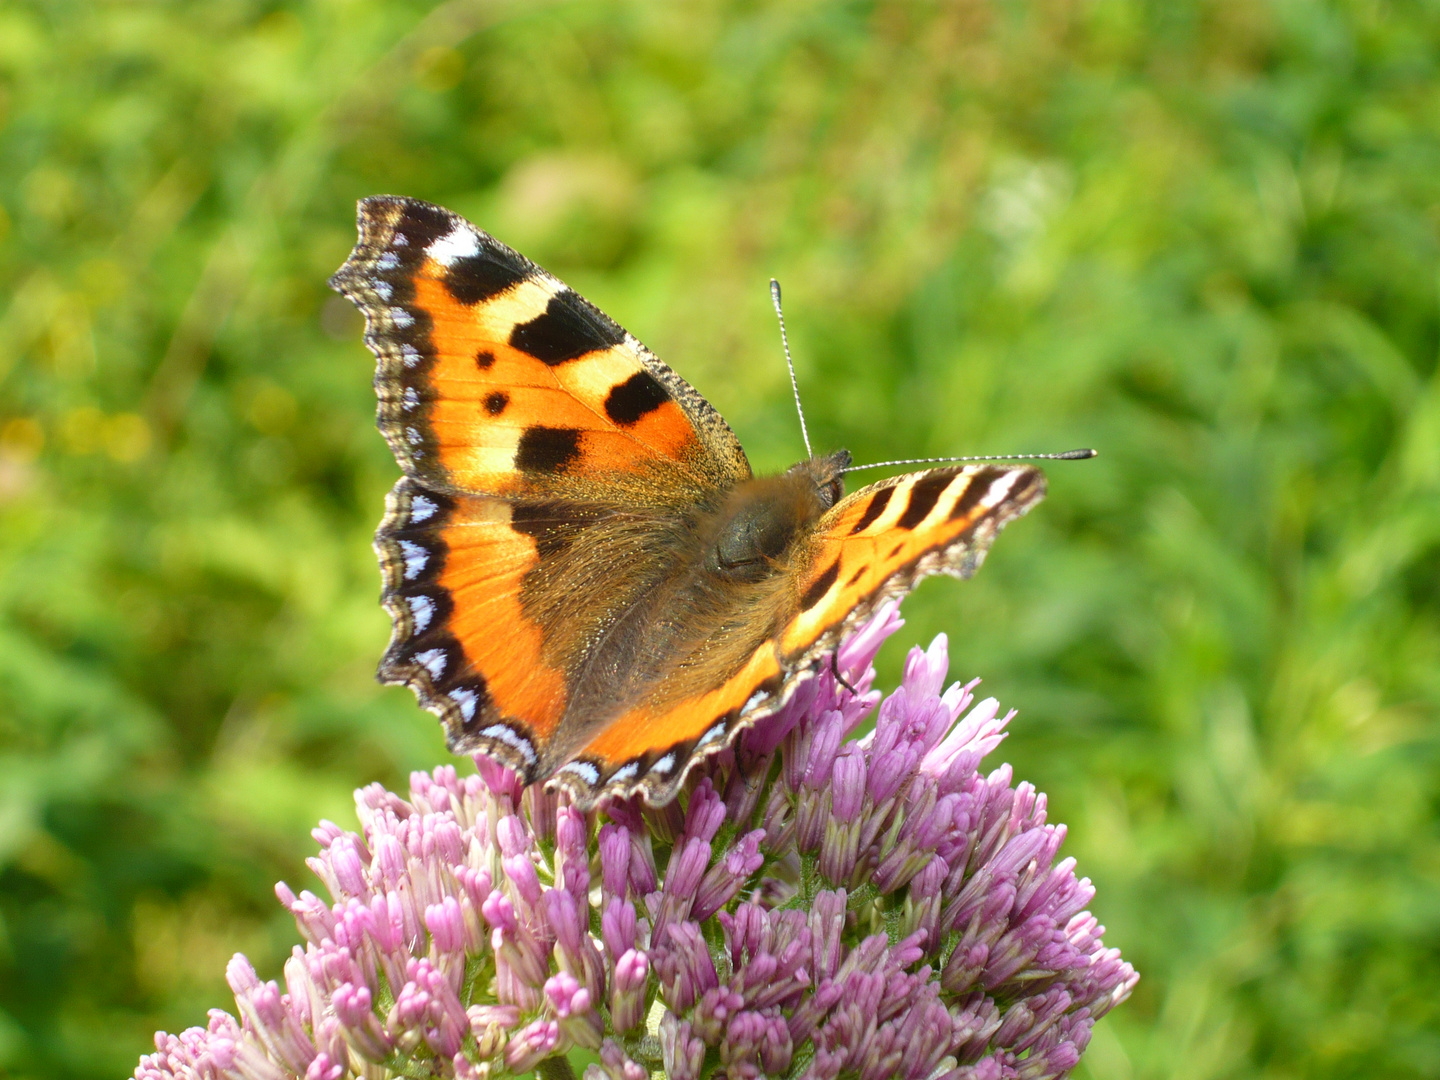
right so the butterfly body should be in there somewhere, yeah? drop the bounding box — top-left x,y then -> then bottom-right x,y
332,197 -> 1046,807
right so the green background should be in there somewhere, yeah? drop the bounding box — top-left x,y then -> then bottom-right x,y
2,2 -> 1438,1077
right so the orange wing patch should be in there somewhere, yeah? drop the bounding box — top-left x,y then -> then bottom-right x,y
329,196 -> 747,501
574,645 -> 783,769
410,272 -> 707,493
374,478 -> 568,775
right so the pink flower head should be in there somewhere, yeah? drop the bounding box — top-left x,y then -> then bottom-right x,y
136,605 -> 1134,1080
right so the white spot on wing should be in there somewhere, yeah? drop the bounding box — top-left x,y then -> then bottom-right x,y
980,469 -> 1023,508
409,494 -> 437,523
696,723 -> 727,749
408,594 -> 434,632
390,308 -> 414,328
377,252 -> 400,271
393,233 -> 410,247
557,761 -> 600,785
426,226 -> 481,267
448,687 -> 478,721
414,648 -> 447,680
741,690 -> 768,716
402,345 -> 422,368
407,427 -> 422,446
403,387 -> 419,411
398,540 -> 428,580
473,275 -> 562,339
651,753 -> 676,775
480,724 -> 537,765
609,763 -> 639,784
373,281 -> 393,301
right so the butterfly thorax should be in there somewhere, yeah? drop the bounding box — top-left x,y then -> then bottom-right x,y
707,450 -> 851,581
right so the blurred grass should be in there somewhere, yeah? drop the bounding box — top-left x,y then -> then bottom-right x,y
1,1 -> 1438,1077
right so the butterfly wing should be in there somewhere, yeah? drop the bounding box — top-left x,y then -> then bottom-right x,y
330,197 -> 748,776
555,464 -> 1046,806
779,464 -> 1045,659
329,196 -> 749,501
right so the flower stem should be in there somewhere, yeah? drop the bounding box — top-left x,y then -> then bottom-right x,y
537,1055 -> 578,1080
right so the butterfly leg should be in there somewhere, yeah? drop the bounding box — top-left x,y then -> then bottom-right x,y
830,650 -> 857,696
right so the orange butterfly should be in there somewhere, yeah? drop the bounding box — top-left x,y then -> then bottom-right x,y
331,197 -> 1047,808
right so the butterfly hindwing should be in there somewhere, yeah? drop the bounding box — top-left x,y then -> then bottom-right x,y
374,477 -> 564,772
552,465 -> 1045,806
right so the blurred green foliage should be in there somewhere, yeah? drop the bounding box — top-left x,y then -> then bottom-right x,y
1,1 -> 1437,1078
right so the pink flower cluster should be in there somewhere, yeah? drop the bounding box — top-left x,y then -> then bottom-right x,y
136,605 -> 1135,1080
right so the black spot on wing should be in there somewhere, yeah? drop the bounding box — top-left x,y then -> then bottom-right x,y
849,486 -> 895,534
515,426 -> 582,473
604,371 -> 670,425
484,391 -> 509,415
509,290 -> 625,366
897,473 -> 955,529
947,467 -> 1006,523
476,349 -> 496,370
800,560 -> 840,611
444,253 -> 527,306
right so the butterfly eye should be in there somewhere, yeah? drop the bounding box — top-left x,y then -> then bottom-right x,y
802,449 -> 850,509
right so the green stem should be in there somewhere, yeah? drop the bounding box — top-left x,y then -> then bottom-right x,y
537,1055 -> 579,1080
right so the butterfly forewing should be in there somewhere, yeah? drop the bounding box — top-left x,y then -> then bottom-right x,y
329,196 -> 749,502
332,197 -> 758,780
781,465 -> 1045,658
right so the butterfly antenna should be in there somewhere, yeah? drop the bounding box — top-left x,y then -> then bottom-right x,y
844,448 -> 1097,474
770,279 -> 813,459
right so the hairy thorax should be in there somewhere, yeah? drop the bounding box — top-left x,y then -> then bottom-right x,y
696,449 -> 850,590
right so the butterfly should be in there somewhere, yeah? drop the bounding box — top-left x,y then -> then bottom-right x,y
329,196 -> 1047,809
